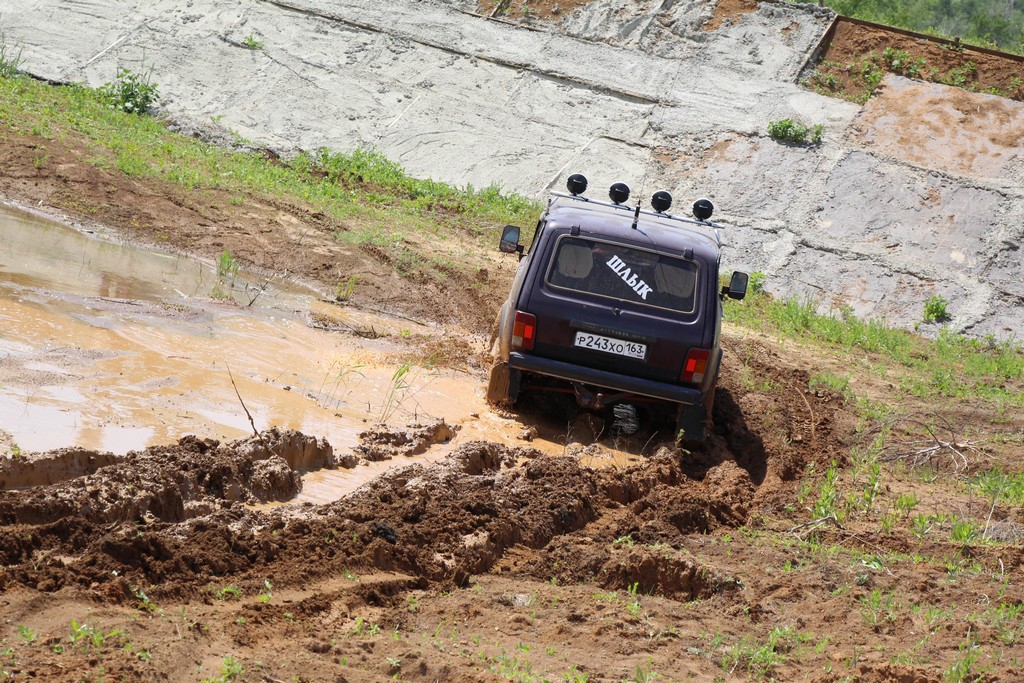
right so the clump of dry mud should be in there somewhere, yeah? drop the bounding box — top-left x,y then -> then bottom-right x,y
354,419 -> 459,461
0,429 -> 332,526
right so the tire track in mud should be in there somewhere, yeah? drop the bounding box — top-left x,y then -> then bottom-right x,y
0,339 -> 850,606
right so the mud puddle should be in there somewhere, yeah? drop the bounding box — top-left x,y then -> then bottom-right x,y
0,208 -> 485,467
0,206 -> 658,503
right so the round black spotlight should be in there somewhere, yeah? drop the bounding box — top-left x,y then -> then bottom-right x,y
692,198 -> 714,221
566,173 -> 588,196
651,190 -> 673,213
609,182 -> 631,205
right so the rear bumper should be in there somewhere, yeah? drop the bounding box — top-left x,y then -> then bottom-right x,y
508,352 -> 702,405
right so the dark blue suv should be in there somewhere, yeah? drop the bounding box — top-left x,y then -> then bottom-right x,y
488,174 -> 748,443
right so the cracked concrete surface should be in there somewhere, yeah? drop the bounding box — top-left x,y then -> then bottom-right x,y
2,0 -> 1022,335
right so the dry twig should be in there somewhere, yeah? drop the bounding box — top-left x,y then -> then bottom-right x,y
863,412 -> 977,473
226,363 -> 271,454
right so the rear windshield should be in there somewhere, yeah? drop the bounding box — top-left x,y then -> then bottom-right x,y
546,236 -> 699,314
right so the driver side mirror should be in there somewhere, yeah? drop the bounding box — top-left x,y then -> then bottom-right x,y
721,271 -> 749,301
499,225 -> 524,258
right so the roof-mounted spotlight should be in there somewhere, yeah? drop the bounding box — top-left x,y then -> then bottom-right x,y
651,190 -> 673,214
609,182 -> 631,205
692,198 -> 714,221
566,173 -> 588,196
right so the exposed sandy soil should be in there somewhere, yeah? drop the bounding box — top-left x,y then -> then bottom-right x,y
2,7 -> 1024,683
703,0 -> 761,32
479,0 -> 760,30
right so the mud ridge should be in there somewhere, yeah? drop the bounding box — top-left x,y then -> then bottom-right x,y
0,428 -> 332,526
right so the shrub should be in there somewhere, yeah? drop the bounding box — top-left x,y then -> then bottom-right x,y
98,68 -> 160,115
748,271 -> 767,294
767,118 -> 824,145
923,295 -> 951,323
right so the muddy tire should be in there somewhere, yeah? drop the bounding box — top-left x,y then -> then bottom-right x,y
486,361 -> 513,406
703,383 -> 717,430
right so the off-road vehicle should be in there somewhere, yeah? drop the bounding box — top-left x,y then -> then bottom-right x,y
487,174 -> 748,443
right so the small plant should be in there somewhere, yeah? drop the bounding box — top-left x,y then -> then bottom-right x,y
67,620 -> 122,654
804,67 -> 839,91
241,34 -> 264,50
811,461 -> 841,520
256,579 -> 273,604
860,462 -> 882,513
201,655 -> 244,683
943,631 -> 980,683
881,47 -> 927,78
913,511 -> 937,540
335,275 -> 360,301
215,584 -> 243,601
378,361 -> 417,423
631,658 -> 658,683
98,68 -> 160,115
612,534 -> 635,548
892,492 -> 919,518
767,118 -> 824,145
133,586 -> 157,613
352,617 -> 381,637
722,627 -> 808,680
950,519 -> 980,546
563,666 -> 589,682
747,271 -> 767,294
627,582 -> 642,618
217,249 -> 240,282
940,62 -> 978,89
17,625 -> 37,645
0,27 -> 25,77
860,589 -> 900,629
809,372 -> 853,401
923,295 -> 951,323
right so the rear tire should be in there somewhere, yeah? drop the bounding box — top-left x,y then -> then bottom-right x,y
703,383 -> 718,430
486,361 -> 512,406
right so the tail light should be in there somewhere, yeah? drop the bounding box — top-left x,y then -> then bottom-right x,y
681,348 -> 710,384
511,311 -> 537,351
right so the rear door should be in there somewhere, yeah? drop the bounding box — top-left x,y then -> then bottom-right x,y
524,234 -> 709,383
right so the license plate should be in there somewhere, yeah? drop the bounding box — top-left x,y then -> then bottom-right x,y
574,332 -> 646,359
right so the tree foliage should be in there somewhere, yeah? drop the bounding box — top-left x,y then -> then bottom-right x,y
795,0 -> 1024,53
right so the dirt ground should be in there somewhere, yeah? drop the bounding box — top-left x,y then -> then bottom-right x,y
3,4 -> 1024,683
806,18 -> 1024,101
0,128 -> 513,336
2,332 -> 1022,681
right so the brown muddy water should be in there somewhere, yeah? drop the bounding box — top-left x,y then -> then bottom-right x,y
0,205 -> 641,502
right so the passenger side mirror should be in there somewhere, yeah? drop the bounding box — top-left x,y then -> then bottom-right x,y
721,271 -> 748,301
499,225 -> 524,257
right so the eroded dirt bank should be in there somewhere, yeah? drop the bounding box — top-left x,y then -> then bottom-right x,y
4,0 -> 1024,335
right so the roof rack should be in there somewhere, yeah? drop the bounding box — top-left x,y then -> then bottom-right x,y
549,191 -> 723,248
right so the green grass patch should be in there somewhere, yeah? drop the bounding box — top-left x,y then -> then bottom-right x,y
0,73 -> 538,235
725,287 -> 1024,406
969,468 -> 1024,505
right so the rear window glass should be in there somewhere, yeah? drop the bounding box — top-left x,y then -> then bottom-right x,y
546,236 -> 699,314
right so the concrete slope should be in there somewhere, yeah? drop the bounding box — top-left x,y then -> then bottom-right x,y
2,0 -> 1022,336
